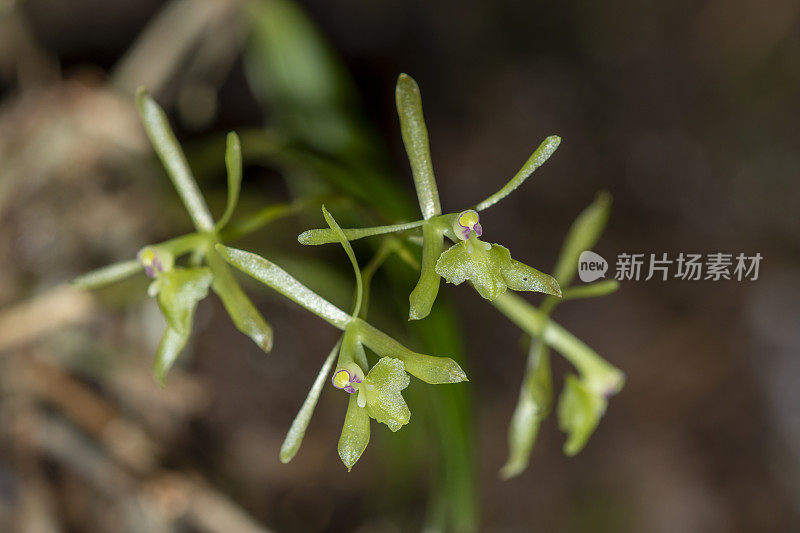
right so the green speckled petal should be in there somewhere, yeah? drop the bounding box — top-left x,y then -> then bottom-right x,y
435,239 -> 560,301
363,357 -> 411,432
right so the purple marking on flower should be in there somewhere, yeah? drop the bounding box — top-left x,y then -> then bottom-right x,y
453,210 -> 482,241
137,248 -> 163,278
332,369 -> 362,394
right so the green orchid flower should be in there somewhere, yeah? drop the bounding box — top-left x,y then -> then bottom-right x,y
297,74 -> 562,320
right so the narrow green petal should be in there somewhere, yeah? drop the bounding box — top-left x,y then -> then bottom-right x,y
562,280 -> 619,301
298,219 -> 425,246
280,339 -> 341,463
474,136 -> 561,212
500,341 -> 552,479
215,132 -> 242,230
321,206 -> 362,317
356,320 -> 467,384
408,221 -> 444,320
558,374 -> 606,456
338,394 -> 371,471
135,87 -> 214,232
71,260 -> 142,289
551,192 -> 612,286
206,248 -> 273,352
396,73 -> 441,219
154,326 -> 189,385
216,244 -> 351,329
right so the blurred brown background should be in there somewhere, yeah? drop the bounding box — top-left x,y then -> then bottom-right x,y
1,0 -> 799,532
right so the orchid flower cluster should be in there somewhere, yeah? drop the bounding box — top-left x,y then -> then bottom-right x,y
75,74 -> 624,475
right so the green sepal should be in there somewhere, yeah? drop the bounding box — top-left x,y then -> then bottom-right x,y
280,339 -> 341,463
501,340 -> 553,479
362,357 -> 411,432
71,260 -> 142,289
408,221 -> 444,320
215,132 -> 242,230
135,87 -> 214,232
557,374 -> 607,456
338,393 -> 371,471
356,320 -> 467,384
206,248 -> 273,352
216,244 -> 351,329
435,238 -> 561,301
552,192 -> 611,286
396,73 -> 441,219
475,135 -> 561,212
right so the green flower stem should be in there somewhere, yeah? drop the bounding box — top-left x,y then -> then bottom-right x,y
359,240 -> 396,320
492,292 -> 624,395
222,201 -> 307,241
